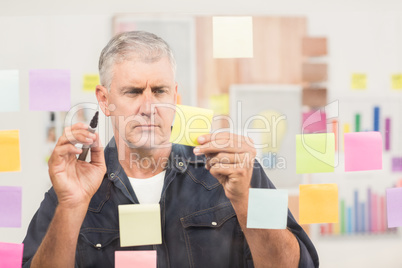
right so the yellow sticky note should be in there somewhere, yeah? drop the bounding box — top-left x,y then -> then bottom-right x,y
82,74 -> 100,91
209,94 -> 229,115
213,16 -> 253,58
118,204 -> 162,247
296,133 -> 335,174
391,74 -> 402,90
351,73 -> 367,90
299,184 -> 338,224
0,130 -> 21,172
170,105 -> 213,147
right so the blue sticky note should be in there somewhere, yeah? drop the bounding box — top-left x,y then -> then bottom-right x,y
247,188 -> 288,229
0,70 -> 19,112
29,69 -> 71,111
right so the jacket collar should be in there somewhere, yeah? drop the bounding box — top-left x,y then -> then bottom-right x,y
88,138 -> 216,210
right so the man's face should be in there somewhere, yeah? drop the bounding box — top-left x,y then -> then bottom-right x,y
106,56 -> 177,149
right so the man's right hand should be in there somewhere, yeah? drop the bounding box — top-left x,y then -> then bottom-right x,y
48,122 -> 106,209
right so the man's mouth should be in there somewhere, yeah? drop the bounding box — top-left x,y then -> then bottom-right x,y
134,124 -> 159,128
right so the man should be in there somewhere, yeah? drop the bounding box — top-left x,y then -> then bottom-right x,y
22,31 -> 319,267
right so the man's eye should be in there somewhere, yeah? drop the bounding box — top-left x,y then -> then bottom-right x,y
154,89 -> 166,94
126,90 -> 141,95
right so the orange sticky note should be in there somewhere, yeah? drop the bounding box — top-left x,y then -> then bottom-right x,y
299,184 -> 338,224
115,250 -> 156,268
0,130 -> 21,172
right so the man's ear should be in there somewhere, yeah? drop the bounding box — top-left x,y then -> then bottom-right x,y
174,82 -> 178,105
96,85 -> 110,117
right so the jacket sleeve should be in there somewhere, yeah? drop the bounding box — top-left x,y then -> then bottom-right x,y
248,160 -> 320,268
22,187 -> 58,267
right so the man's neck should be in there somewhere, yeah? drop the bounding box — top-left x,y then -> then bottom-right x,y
117,142 -> 172,179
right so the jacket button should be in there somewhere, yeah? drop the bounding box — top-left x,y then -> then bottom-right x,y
178,162 -> 184,167
212,222 -> 217,226
110,173 -> 115,178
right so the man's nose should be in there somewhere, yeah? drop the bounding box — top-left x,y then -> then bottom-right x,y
139,90 -> 156,117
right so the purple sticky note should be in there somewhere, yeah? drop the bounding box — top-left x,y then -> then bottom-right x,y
302,110 -> 327,134
29,69 -> 71,111
0,242 -> 24,268
344,132 -> 382,172
386,188 -> 402,228
392,157 -> 402,172
0,186 -> 22,227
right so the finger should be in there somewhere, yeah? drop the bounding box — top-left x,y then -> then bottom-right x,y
209,163 -> 249,180
195,144 -> 252,155
89,133 -> 105,167
49,143 -> 83,165
58,128 -> 96,146
205,152 -> 251,169
195,133 -> 254,155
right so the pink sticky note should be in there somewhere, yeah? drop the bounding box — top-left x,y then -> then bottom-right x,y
0,242 -> 24,268
302,110 -> 327,134
0,186 -> 22,227
29,69 -> 71,111
115,250 -> 156,268
344,132 -> 382,172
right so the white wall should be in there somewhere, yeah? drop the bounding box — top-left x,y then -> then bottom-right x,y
2,1 -> 402,267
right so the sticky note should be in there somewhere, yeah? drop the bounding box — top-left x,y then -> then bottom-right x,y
209,94 -> 230,115
344,132 -> 382,172
0,130 -> 21,172
386,188 -> 402,228
351,73 -> 367,90
392,157 -> 402,172
296,133 -> 335,174
302,111 -> 327,134
247,188 -> 288,229
82,74 -> 100,91
29,69 -> 71,111
0,70 -> 19,112
0,186 -> 22,227
213,16 -> 253,58
391,74 -> 402,90
253,110 -> 287,154
118,204 -> 162,247
170,105 -> 213,147
176,93 -> 182,105
115,251 -> 156,268
299,184 -> 338,224
0,242 -> 24,268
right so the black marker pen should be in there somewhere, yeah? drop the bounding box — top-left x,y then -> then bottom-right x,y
78,111 -> 99,161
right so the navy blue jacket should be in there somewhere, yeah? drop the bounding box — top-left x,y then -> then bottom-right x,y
22,138 -> 319,267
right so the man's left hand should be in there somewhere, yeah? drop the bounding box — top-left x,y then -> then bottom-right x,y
193,133 -> 256,202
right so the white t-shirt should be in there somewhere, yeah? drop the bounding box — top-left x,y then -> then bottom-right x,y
128,170 -> 166,204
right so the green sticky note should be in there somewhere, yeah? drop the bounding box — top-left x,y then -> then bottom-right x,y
170,105 -> 213,147
118,204 -> 162,247
209,94 -> 230,115
296,133 -> 335,174
82,74 -> 100,91
391,74 -> 402,90
351,73 -> 367,90
247,188 -> 288,229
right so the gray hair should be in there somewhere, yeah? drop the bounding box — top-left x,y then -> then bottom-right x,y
98,31 -> 177,89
